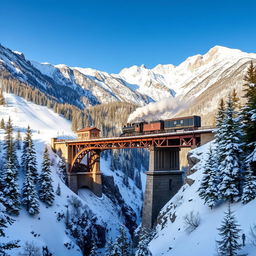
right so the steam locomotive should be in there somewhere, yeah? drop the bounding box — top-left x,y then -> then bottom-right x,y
121,116 -> 201,136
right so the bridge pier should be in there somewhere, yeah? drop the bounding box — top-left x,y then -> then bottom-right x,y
142,147 -> 183,229
67,150 -> 102,197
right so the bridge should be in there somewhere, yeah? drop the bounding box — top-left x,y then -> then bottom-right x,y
51,127 -> 215,228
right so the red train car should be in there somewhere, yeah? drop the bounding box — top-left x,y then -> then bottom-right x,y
143,120 -> 164,132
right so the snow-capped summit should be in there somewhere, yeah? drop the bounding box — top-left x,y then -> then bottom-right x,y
1,43 -> 256,117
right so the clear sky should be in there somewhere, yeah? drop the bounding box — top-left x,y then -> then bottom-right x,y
1,0 -> 256,73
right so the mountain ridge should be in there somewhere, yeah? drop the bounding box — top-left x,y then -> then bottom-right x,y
1,44 -> 256,123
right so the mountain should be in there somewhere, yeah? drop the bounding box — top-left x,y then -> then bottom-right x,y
1,44 -> 256,120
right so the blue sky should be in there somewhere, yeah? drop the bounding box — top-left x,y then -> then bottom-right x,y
1,0 -> 255,73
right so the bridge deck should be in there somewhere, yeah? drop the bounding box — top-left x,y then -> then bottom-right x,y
54,127 -> 215,145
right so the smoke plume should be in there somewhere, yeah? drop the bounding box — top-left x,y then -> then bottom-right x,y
127,97 -> 190,123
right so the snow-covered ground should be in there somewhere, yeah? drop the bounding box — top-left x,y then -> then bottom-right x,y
149,142 -> 256,256
0,93 -> 144,255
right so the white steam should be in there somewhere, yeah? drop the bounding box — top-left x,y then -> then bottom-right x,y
127,97 -> 190,123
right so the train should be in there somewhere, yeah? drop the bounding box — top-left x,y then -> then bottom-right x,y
121,115 -> 201,136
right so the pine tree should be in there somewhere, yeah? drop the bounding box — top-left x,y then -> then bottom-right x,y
21,126 -> 31,171
0,118 -> 4,129
105,238 -> 115,256
198,147 -> 219,208
4,117 -> 18,166
22,126 -> 38,182
0,89 -> 5,105
1,158 -> 20,215
39,148 -> 55,206
216,205 -> 242,256
0,196 -> 20,255
241,62 -> 256,174
114,226 -> 130,256
22,168 -> 40,215
241,165 -> 256,204
56,183 -> 61,196
215,98 -> 226,174
218,95 -> 243,203
135,241 -> 152,256
232,89 -> 240,110
89,241 -> 97,256
16,129 -> 21,150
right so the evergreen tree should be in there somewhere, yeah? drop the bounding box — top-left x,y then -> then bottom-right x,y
56,183 -> 61,196
241,62 -> 256,173
105,238 -> 115,256
241,165 -> 256,204
21,126 -> 31,171
4,117 -> 18,166
135,241 -> 152,256
114,226 -> 130,256
216,205 -> 242,256
0,197 -> 20,255
218,95 -> 243,203
198,147 -> 219,208
232,89 -> 240,110
0,89 -> 5,105
22,126 -> 38,181
0,118 -> 5,129
89,241 -> 97,256
215,99 -> 226,169
22,168 -> 40,215
15,129 -> 22,150
39,148 -> 55,206
1,158 -> 20,215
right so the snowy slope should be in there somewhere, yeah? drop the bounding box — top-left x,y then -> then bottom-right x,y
149,142 -> 256,256
0,93 -> 144,255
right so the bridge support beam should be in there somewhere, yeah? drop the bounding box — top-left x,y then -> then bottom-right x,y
67,151 -> 102,197
142,147 -> 183,229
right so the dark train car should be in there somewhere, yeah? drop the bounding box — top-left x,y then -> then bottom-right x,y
164,116 -> 201,131
143,120 -> 164,132
121,122 -> 143,136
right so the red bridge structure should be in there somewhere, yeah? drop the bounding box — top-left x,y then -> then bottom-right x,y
51,127 -> 215,228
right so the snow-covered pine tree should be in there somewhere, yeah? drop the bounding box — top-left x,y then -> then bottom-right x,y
241,165 -> 256,204
89,241 -> 97,256
1,158 -> 20,215
15,129 -> 21,150
114,226 -> 131,256
218,95 -> 243,203
241,62 -> 256,173
105,238 -> 115,256
216,205 -> 242,256
4,117 -> 19,168
0,195 -> 20,255
214,99 -> 226,176
198,147 -> 219,209
21,126 -> 31,170
56,183 -> 61,196
22,126 -> 38,182
39,148 -> 55,206
135,240 -> 152,256
22,167 -> 40,215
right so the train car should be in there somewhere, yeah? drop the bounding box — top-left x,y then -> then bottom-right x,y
121,122 -> 144,136
164,115 -> 201,131
143,120 -> 164,133
121,116 -> 201,136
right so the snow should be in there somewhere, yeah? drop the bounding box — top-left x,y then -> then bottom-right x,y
0,93 -> 144,255
149,142 -> 256,256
